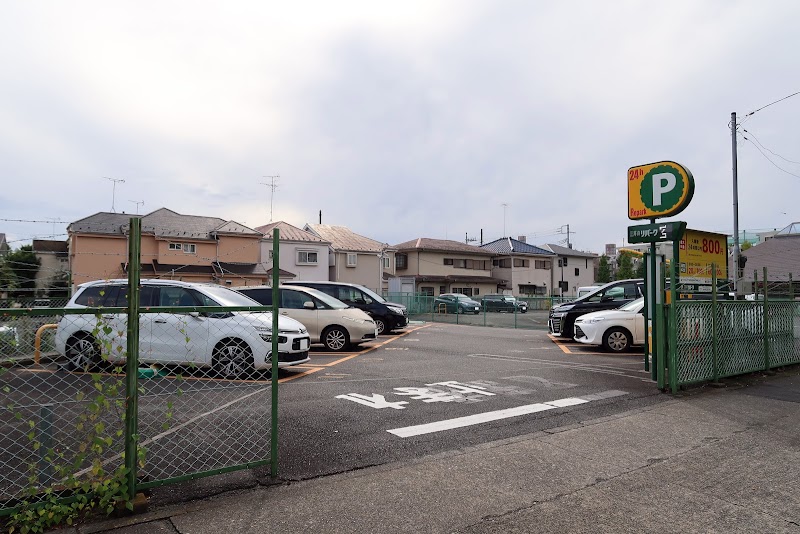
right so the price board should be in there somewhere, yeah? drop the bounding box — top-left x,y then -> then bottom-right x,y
677,229 -> 728,284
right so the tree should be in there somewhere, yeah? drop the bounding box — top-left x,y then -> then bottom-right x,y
6,245 -> 40,298
0,257 -> 17,298
597,255 -> 612,283
741,241 -> 752,251
636,258 -> 646,279
47,270 -> 70,299
616,251 -> 635,280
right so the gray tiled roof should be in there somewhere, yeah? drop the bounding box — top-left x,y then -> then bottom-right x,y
305,224 -> 388,252
741,234 -> 800,281
68,208 -> 260,240
393,238 -> 495,256
32,239 -> 68,254
542,244 -> 598,258
481,237 -> 553,256
255,221 -> 328,243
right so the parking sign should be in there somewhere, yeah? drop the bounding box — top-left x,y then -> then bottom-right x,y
628,161 -> 694,220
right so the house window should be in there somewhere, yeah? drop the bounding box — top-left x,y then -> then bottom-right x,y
455,259 -> 466,269
183,244 -> 196,254
420,286 -> 434,296
562,257 -> 568,267
296,250 -> 318,265
498,258 -> 511,268
382,256 -> 390,269
444,258 -> 454,266
575,267 -> 580,276
439,286 -> 446,294
513,259 -> 530,268
492,260 -> 499,267
396,254 -> 408,269
168,243 -> 181,251
452,287 -> 474,296
346,253 -> 357,267
535,260 -> 551,269
268,250 -> 274,260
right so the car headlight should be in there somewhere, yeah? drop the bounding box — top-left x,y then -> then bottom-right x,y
387,306 -> 405,315
554,304 -> 575,313
342,316 -> 367,324
588,317 -> 606,323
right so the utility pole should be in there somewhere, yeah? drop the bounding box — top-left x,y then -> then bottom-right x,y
559,224 -> 572,249
731,112 -> 740,295
260,175 -> 280,222
105,177 -> 125,213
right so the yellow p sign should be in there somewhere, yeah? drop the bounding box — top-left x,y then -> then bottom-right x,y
628,161 -> 695,220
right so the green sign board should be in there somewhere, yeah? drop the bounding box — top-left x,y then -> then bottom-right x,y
628,221 -> 687,244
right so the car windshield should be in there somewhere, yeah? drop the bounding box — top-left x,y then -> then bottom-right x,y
304,287 -> 348,310
200,285 -> 262,307
358,286 -> 386,303
451,294 -> 472,300
618,297 -> 645,312
505,296 -> 516,302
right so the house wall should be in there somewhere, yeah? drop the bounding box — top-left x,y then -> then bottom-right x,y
260,239 -> 330,281
490,257 -> 553,295
331,251 -> 387,293
70,234 -> 128,288
396,250 -> 496,295
215,235 -> 261,263
553,255 -> 596,296
34,253 -> 69,294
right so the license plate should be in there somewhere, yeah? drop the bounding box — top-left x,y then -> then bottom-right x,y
300,339 -> 309,350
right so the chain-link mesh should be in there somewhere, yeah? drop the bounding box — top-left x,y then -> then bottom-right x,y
0,300 -> 286,514
674,299 -> 800,386
0,309 -> 126,509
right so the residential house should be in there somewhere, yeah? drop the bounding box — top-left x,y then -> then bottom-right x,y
254,221 -> 331,284
32,239 -> 69,296
390,238 -> 502,297
304,224 -> 396,293
542,244 -> 599,297
739,222 -> 800,293
480,236 -> 555,296
68,208 -> 267,290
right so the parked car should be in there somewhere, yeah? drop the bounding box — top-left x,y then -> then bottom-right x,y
577,285 -> 603,298
283,281 -> 407,335
481,294 -> 528,313
235,285 -> 378,352
54,279 -> 311,378
573,297 -> 645,352
434,293 -> 482,314
548,279 -> 644,338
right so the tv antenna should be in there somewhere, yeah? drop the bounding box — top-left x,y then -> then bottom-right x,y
260,175 -> 280,221
129,200 -> 145,214
45,217 -> 62,239
104,177 -> 125,212
465,233 -> 477,245
501,203 -> 510,237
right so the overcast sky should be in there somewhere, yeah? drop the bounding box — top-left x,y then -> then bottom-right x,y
2,1 -> 798,254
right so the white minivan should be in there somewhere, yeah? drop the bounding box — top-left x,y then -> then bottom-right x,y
55,279 -> 311,378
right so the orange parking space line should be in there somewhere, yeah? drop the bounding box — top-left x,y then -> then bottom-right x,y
319,324 -> 431,367
278,366 -> 323,383
547,334 -> 574,354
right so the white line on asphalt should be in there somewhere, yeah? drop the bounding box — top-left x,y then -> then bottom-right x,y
387,390 -> 628,438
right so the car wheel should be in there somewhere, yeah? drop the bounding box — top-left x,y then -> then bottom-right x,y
65,333 -> 100,371
322,326 -> 350,352
213,338 -> 254,379
603,327 -> 632,353
374,318 -> 386,335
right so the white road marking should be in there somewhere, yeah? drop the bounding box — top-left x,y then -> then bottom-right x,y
387,390 -> 628,438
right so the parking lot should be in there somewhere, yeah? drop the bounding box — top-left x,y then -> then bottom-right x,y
1,320 -> 658,503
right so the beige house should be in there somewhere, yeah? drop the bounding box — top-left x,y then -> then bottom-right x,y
480,237 -> 555,296
304,224 -> 396,293
32,239 -> 69,296
68,208 -> 267,290
254,221 -> 331,283
543,244 -> 599,297
390,238 -> 503,297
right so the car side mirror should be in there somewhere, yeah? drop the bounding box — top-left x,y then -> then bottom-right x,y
189,311 -> 201,318
600,295 -> 613,302
303,301 -> 314,309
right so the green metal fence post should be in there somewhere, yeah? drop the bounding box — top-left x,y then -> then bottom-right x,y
124,217 -> 142,502
763,266 -> 770,372
271,228 -> 280,477
711,264 -> 718,382
669,241 -> 679,393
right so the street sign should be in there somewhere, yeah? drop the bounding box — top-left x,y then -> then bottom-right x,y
628,221 -> 687,244
678,229 -> 728,284
628,161 -> 695,220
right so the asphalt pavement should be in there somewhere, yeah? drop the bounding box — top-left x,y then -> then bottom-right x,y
65,365 -> 800,533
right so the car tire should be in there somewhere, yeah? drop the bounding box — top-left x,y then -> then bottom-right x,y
65,333 -> 100,371
603,327 -> 632,353
374,318 -> 386,335
322,326 -> 350,352
213,338 -> 254,379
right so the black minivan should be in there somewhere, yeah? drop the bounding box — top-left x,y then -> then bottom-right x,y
548,279 -> 644,339
283,281 -> 408,335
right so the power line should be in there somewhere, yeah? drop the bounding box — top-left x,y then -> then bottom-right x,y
742,129 -> 800,165
745,90 -> 800,118
742,137 -> 800,179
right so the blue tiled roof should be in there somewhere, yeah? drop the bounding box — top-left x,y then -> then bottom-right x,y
481,237 -> 553,255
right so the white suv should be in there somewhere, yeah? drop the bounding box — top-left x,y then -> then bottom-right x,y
55,279 -> 311,378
